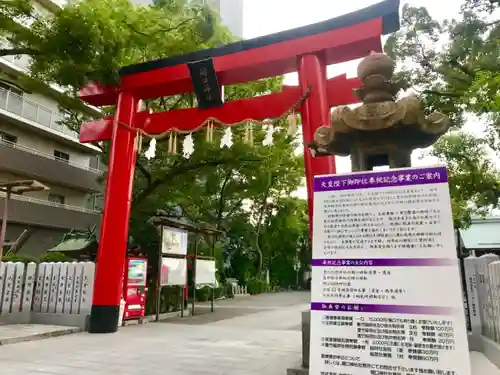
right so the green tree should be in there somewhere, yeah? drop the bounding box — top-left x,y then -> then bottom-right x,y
221,196 -> 310,288
0,0 -> 307,280
384,0 -> 500,227
260,197 -> 310,288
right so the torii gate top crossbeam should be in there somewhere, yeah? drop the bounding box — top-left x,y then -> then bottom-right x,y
80,0 -> 400,106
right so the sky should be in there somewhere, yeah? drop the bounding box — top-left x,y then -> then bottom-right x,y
240,0 -> 471,198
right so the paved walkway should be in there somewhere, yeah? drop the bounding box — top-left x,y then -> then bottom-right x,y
0,292 -> 308,375
471,352 -> 500,374
0,292 -> 498,374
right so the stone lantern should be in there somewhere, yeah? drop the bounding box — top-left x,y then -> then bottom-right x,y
308,52 -> 450,171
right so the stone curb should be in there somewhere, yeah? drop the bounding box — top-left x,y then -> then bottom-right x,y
122,309 -> 191,326
0,327 -> 83,347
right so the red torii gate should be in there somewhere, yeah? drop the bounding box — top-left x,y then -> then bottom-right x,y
79,0 -> 400,333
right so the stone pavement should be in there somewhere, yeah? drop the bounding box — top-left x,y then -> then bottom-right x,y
471,352 -> 500,375
0,292 -> 498,374
0,292 -> 309,375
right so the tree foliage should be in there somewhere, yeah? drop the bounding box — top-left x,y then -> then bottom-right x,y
221,196 -> 309,287
385,0 -> 500,227
0,0 -> 228,87
0,0 -> 309,285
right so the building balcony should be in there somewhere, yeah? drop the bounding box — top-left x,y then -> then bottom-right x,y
0,191 -> 101,231
38,0 -> 66,10
0,58 -> 103,127
0,87 -> 80,140
0,139 -> 104,192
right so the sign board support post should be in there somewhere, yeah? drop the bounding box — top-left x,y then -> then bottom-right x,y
179,284 -> 184,318
156,234 -> 163,323
211,236 -> 216,313
181,258 -> 189,319
211,285 -> 214,313
192,235 -> 198,317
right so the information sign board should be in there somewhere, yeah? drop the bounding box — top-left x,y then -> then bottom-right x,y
161,258 -> 187,286
195,260 -> 216,285
161,227 -> 188,256
310,166 -> 471,375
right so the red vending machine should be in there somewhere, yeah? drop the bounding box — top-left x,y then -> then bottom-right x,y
123,257 -> 148,321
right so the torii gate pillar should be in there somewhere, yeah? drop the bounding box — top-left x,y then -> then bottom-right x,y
299,54 -> 335,234
88,92 -> 139,333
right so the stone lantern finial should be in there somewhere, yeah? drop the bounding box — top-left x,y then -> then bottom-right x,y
308,52 -> 450,171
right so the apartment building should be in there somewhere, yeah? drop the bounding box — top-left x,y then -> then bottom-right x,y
132,0 -> 244,38
208,0 -> 244,39
0,0 -> 104,257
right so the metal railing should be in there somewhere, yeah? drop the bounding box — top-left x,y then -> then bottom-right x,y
0,138 -> 103,174
0,87 -> 79,139
0,190 -> 100,215
51,0 -> 67,7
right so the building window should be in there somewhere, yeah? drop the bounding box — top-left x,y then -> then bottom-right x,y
89,155 -> 100,170
86,194 -> 95,210
86,193 -> 104,211
0,82 -> 23,96
94,194 -> 104,210
48,194 -> 65,205
0,131 -> 17,145
54,150 -> 70,163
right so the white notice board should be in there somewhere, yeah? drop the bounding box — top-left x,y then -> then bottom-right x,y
161,227 -> 188,256
161,257 -> 187,286
310,166 -> 471,375
195,260 -> 216,285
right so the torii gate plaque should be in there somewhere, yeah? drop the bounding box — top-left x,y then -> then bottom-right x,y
79,0 -> 400,333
